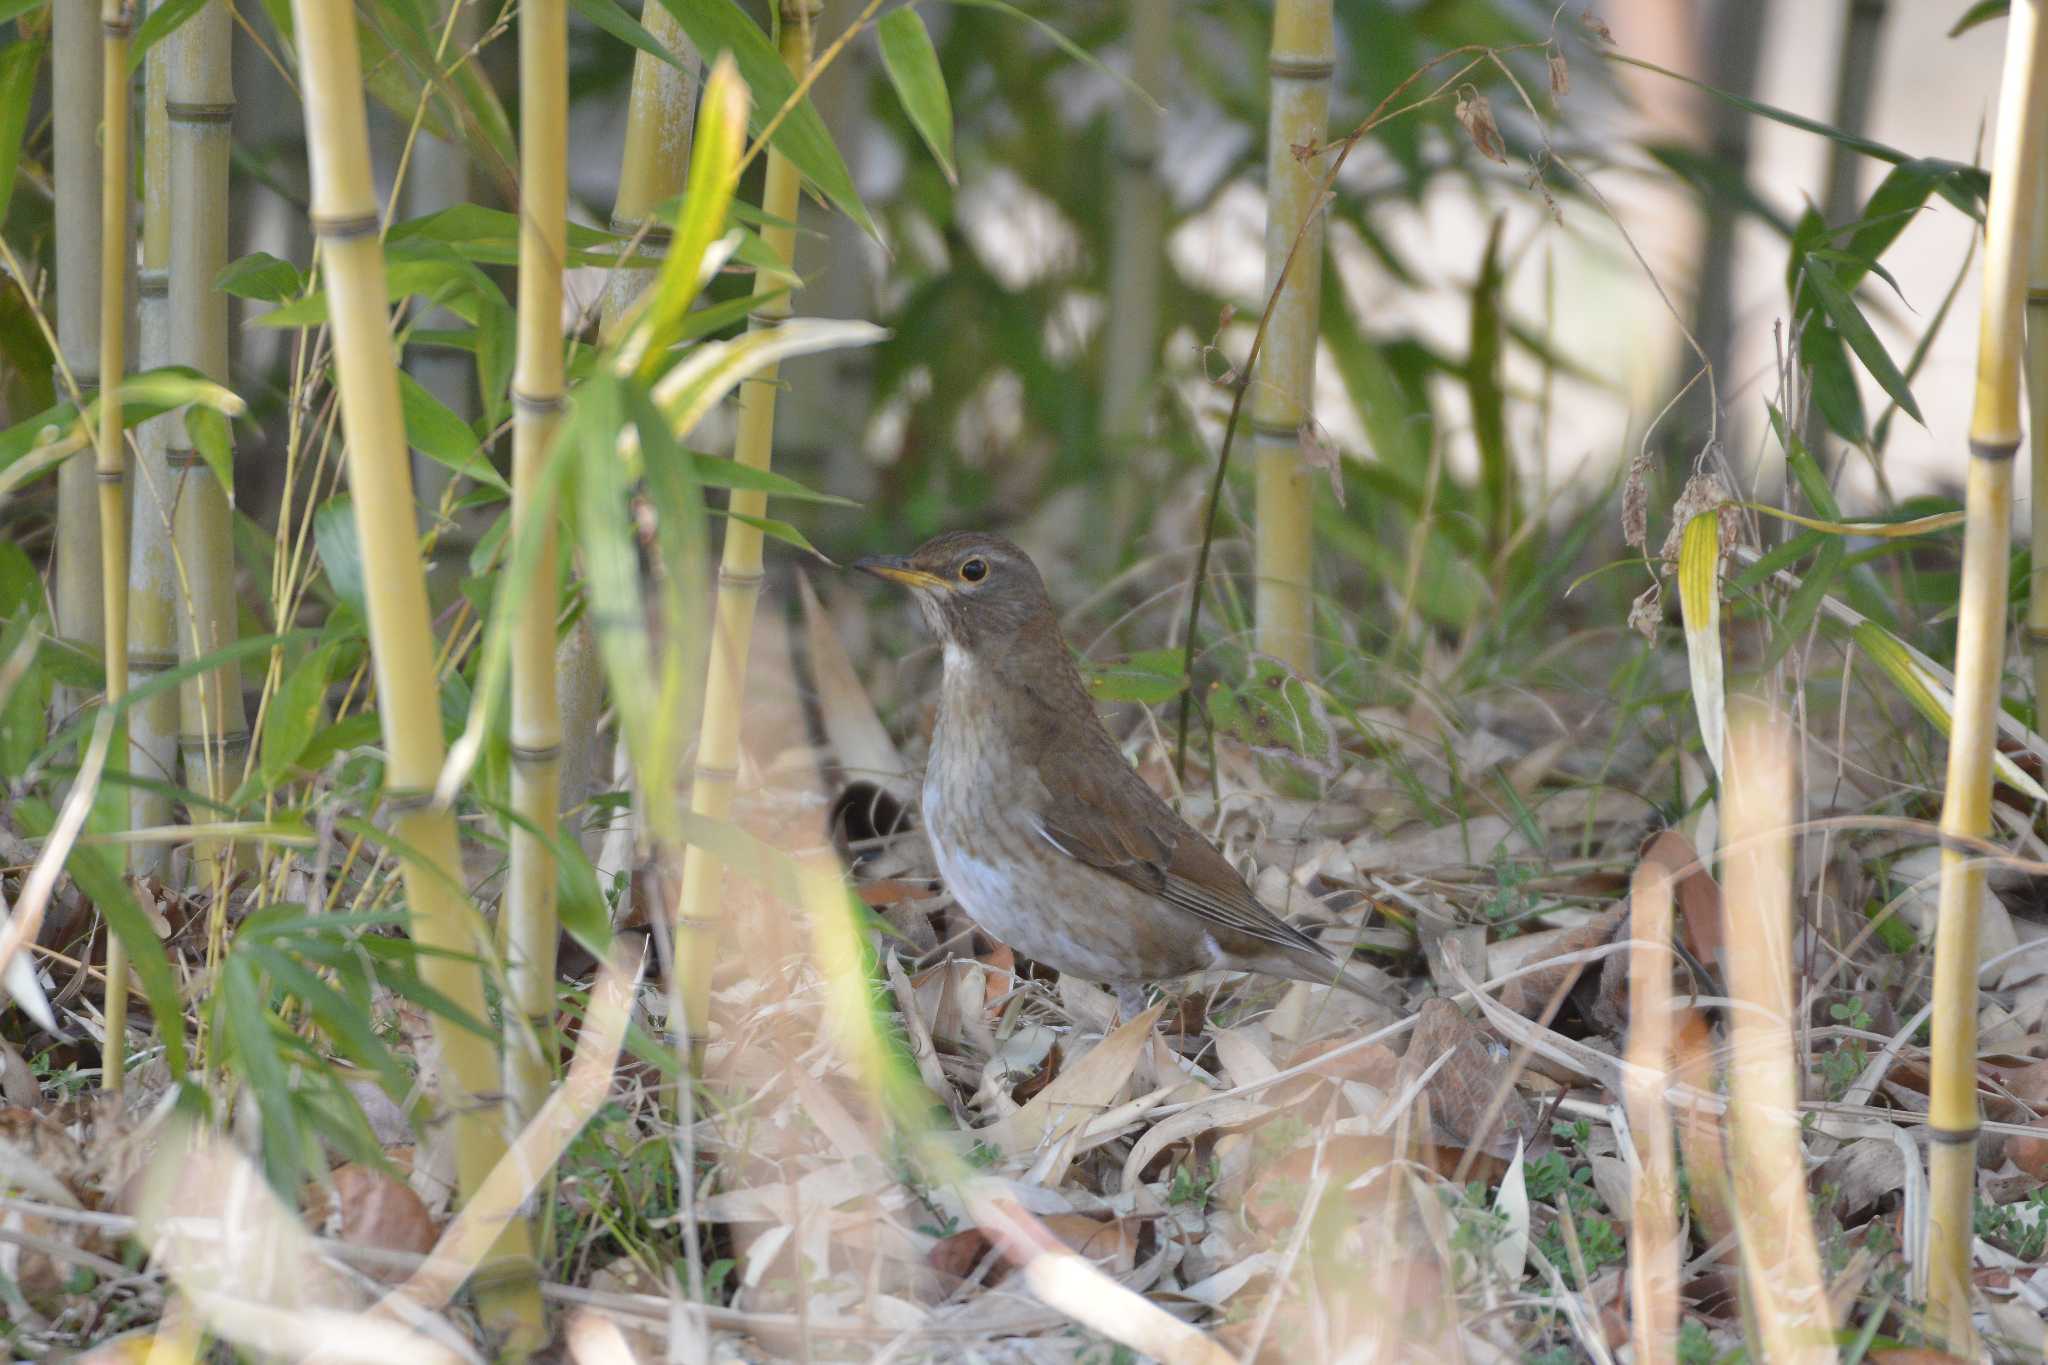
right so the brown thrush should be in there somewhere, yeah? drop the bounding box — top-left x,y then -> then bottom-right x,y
857,531 -> 1384,1018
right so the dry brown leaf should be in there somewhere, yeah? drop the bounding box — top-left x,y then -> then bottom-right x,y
315,1164 -> 438,1280
984,1005 -> 1163,1159
1401,998 -> 1537,1158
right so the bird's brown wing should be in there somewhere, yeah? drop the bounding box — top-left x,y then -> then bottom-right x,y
1031,743 -> 1334,962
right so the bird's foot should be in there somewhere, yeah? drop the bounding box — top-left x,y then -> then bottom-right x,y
1114,983 -> 1152,1026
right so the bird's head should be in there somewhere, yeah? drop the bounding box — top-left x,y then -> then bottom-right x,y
855,532 -> 1057,656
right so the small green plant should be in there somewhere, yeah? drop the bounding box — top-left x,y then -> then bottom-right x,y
1821,997 -> 1875,1099
1167,1158 -> 1219,1208
1975,1189 -> 2048,1263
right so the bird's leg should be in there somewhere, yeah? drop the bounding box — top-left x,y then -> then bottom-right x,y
1115,982 -> 1150,1025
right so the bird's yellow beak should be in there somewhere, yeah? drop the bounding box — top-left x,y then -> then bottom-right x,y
854,555 -> 949,591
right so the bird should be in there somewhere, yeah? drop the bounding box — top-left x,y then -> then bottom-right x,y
855,530 -> 1386,1021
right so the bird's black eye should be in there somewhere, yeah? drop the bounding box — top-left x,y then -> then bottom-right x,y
959,557 -> 988,583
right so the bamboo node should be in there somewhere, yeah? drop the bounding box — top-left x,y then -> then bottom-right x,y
2025,626 -> 2048,645
95,468 -> 126,485
717,569 -> 766,589
139,270 -> 169,299
1248,415 -> 1300,440
509,742 -> 563,766
1968,435 -> 2022,461
1927,1123 -> 1980,1146
380,787 -> 438,814
310,211 -> 381,242
746,309 -> 787,330
178,730 -> 250,753
510,388 -> 566,415
164,100 -> 234,125
1267,55 -> 1336,79
609,214 -> 673,246
127,651 -> 178,673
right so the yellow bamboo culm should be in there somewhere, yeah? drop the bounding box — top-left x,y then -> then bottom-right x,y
672,0 -> 817,1059
285,0 -> 544,1344
52,0 -> 105,711
129,0 -> 179,881
1623,850 -> 1680,1365
166,0 -> 247,884
1100,0 -> 1169,453
1252,0 -> 1332,674
1720,708 -> 1832,1365
2026,138 -> 2048,712
96,0 -> 135,1097
600,1 -> 701,339
502,0 -> 569,1129
1928,0 -> 2048,1348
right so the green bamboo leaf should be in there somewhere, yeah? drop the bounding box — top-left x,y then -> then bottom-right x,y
686,451 -> 855,505
620,52 -> 749,377
878,8 -> 955,184
243,943 -> 410,1099
650,0 -> 875,239
0,38 -> 43,226
187,405 -> 234,494
570,0 -> 687,68
1801,323 -> 1868,445
1950,1 -> 2006,37
257,642 -> 336,792
1468,216 -> 1511,550
1801,255 -> 1923,425
128,0 -> 207,69
389,203 -> 664,270
216,252 -> 306,303
0,0 -> 49,22
1083,649 -> 1188,704
398,370 -> 506,491
1851,620 -> 2048,802
724,510 -> 827,560
313,497 -> 366,616
946,0 -> 1157,109
220,954 -> 306,1192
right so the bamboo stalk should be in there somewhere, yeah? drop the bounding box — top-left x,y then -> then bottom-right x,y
577,2 -> 702,862
166,0 -> 247,884
502,0 -> 568,1129
1721,707 -> 1832,1364
129,0 -> 179,882
97,0 -> 135,1097
2027,147 -> 2048,714
286,0 -> 543,1342
599,1 -> 701,339
1927,1 -> 2048,1348
406,0 -> 479,527
671,0 -> 817,1058
1100,0 -> 1168,540
53,0 -> 105,714
1251,0 -> 1331,674
1623,848 -> 1680,1365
